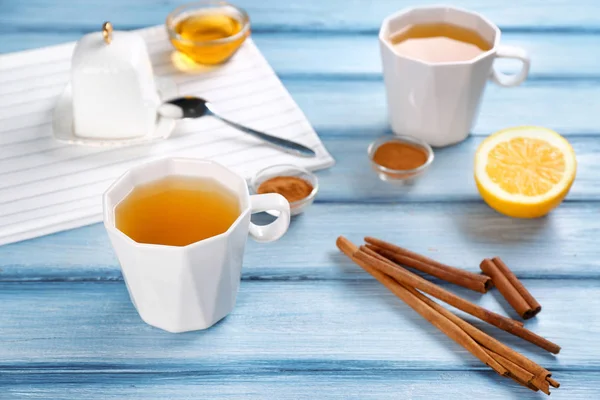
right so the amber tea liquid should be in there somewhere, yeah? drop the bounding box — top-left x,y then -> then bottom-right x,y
171,10 -> 248,65
115,176 -> 240,247
390,22 -> 492,63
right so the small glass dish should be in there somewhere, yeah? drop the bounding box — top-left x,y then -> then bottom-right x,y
166,1 -> 250,65
368,135 -> 434,183
251,164 -> 319,216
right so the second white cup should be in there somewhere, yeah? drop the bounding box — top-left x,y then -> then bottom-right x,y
379,6 -> 530,147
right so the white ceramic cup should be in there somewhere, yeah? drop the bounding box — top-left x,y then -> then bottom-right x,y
379,6 -> 530,147
103,158 -> 291,333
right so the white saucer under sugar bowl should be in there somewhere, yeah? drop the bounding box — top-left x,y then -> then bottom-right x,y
52,22 -> 178,146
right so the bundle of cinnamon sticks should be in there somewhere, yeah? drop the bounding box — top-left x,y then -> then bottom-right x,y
337,236 -> 560,394
365,237 -> 492,293
366,237 -> 543,319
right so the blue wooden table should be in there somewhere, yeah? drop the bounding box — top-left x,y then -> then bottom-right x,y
2,1 -> 599,398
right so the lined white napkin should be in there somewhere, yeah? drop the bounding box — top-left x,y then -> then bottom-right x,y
0,26 -> 334,245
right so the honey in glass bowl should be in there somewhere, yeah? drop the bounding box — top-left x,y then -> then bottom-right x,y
166,1 -> 250,65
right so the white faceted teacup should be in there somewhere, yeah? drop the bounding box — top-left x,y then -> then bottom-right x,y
379,6 -> 531,147
103,158 -> 291,333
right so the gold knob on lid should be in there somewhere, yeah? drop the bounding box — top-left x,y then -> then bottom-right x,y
102,21 -> 113,44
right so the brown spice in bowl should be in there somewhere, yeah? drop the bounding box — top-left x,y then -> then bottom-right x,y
373,141 -> 428,170
257,176 -> 313,203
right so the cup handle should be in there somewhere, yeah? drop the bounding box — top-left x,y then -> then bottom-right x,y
248,193 -> 291,243
491,45 -> 531,87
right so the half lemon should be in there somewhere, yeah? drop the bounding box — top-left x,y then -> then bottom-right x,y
474,126 -> 577,218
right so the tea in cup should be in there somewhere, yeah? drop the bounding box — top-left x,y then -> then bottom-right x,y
115,175 -> 241,247
379,6 -> 531,147
103,158 -> 290,333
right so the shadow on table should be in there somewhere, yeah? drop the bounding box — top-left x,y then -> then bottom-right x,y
453,207 -> 551,245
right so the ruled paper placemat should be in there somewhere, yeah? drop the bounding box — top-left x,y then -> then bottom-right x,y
0,26 -> 335,245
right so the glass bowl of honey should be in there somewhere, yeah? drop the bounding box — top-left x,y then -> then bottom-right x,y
166,1 -> 250,65
368,135 -> 434,183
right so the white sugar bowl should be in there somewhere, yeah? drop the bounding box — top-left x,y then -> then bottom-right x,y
71,22 -> 160,139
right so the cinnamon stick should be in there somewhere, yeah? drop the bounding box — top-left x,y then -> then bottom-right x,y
336,237 -> 508,377
480,258 -> 542,319
402,282 -> 555,394
356,245 -> 560,354
483,348 -> 536,390
509,375 -> 541,392
494,257 -> 541,318
365,237 -> 492,292
547,377 -> 560,388
367,244 -> 489,293
360,244 -> 522,330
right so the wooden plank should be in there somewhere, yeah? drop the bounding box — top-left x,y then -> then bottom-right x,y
0,135 -> 597,212
2,32 -> 596,86
285,79 -> 600,136
1,202 -> 598,281
258,33 -> 600,78
1,77 -> 598,137
1,370 -> 595,399
1,0 -> 599,32
316,136 -> 600,202
0,280 -> 597,368
2,32 -> 599,80
1,35 -> 598,137
0,33 -> 76,54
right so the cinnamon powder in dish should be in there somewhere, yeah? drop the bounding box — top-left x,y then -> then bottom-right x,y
372,141 -> 428,170
257,176 -> 314,203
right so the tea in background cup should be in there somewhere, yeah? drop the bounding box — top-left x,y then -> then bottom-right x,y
390,22 -> 492,63
103,158 -> 290,333
379,6 -> 530,147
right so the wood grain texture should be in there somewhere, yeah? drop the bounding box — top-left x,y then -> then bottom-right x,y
286,79 -> 600,136
1,203 -> 598,281
7,31 -> 597,80
1,0 -> 599,398
258,33 -> 600,78
2,32 -> 600,80
2,78 -> 599,137
317,137 -> 600,201
1,281 -> 596,367
5,76 -> 599,136
3,371 -> 598,400
1,0 -> 599,33
0,136 -> 598,207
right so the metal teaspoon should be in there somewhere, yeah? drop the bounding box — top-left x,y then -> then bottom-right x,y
159,97 -> 317,158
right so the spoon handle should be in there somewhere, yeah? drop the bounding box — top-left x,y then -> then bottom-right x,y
207,107 -> 317,158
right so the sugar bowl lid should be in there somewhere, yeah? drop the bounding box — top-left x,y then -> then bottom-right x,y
71,21 -> 154,71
